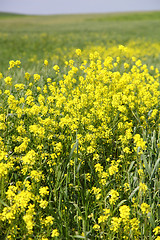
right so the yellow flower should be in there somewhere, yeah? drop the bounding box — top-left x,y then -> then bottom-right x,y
103,208 -> 110,215
53,65 -> 59,72
124,183 -> 130,192
78,216 -> 82,221
8,60 -> 15,69
34,73 -> 40,81
141,203 -> 150,214
44,216 -> 54,226
130,218 -> 140,232
153,226 -> 160,235
44,59 -> 48,66
109,189 -> 119,205
119,205 -> 130,220
14,83 -> 25,90
135,59 -> 142,67
4,76 -> 12,85
139,182 -> 148,194
51,229 -> 59,237
15,60 -> 21,67
98,215 -> 109,223
93,224 -> 100,231
75,49 -> 81,56
94,163 -> 103,173
138,169 -> 144,178
39,186 -> 49,197
25,72 -> 30,80
110,217 -> 121,232
108,163 -> 118,176
39,199 -> 48,209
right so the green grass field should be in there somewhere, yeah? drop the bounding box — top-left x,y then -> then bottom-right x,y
0,11 -> 160,240
0,11 -> 160,72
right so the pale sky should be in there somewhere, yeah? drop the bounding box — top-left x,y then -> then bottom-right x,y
0,0 -> 160,15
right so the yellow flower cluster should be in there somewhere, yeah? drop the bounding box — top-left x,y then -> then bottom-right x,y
8,60 -> 21,70
0,46 -> 159,239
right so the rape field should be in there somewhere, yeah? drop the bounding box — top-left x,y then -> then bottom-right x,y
0,11 -> 160,240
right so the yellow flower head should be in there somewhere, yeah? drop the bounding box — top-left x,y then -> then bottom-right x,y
75,48 -> 82,56
51,229 -> 59,237
53,65 -> 59,72
39,186 -> 49,197
141,203 -> 150,214
119,205 -> 130,220
44,59 -> 48,66
109,189 -> 119,205
139,182 -> 148,194
34,74 -> 40,82
153,226 -> 160,235
93,224 -> 100,231
4,76 -> 12,85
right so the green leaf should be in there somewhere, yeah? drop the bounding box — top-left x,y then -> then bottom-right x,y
128,161 -> 135,172
0,199 -> 9,207
71,235 -> 86,239
142,154 -> 151,177
147,212 -> 155,228
128,186 -> 139,200
150,157 -> 160,180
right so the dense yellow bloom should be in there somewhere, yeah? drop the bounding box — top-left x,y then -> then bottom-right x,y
133,134 -> 146,151
29,124 -> 45,138
119,205 -> 130,220
103,208 -> 110,215
130,218 -> 140,233
22,149 -> 36,165
8,60 -> 21,69
23,204 -> 35,234
39,186 -> 49,197
110,217 -> 121,232
0,162 -> 9,178
30,170 -> 44,182
1,43 -> 160,239
108,162 -> 118,176
23,214 -> 34,234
